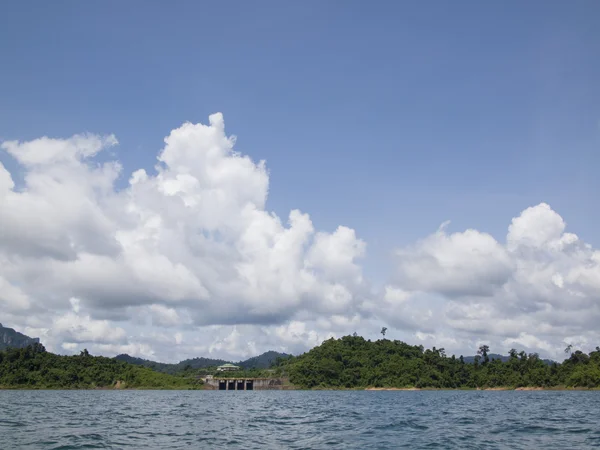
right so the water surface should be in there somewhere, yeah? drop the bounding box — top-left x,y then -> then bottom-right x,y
1,390 -> 600,449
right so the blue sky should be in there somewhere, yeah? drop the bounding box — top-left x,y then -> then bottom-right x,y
1,1 -> 600,360
2,2 -> 598,245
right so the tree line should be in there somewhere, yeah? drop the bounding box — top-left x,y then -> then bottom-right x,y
0,344 -> 202,389
3,336 -> 600,390
275,335 -> 600,389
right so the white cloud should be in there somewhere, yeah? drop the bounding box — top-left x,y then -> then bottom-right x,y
0,113 -> 368,360
1,133 -> 118,166
507,203 -> 566,251
386,203 -> 600,360
502,332 -> 554,355
52,300 -> 128,345
146,304 -> 190,328
2,114 -> 599,362
174,332 -> 183,345
0,275 -> 30,311
394,222 -> 513,297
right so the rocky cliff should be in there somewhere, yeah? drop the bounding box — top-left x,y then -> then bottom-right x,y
0,323 -> 40,351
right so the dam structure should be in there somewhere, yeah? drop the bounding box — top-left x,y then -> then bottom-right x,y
204,377 -> 285,390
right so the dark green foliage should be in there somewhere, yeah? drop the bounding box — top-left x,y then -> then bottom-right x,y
0,324 -> 40,351
0,345 -> 202,389
277,335 -> 600,389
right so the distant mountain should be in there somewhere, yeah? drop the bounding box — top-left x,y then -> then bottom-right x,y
0,323 -> 40,351
114,354 -> 228,374
176,357 -> 230,371
114,354 -> 174,373
462,353 -> 509,364
237,351 -> 289,370
462,353 -> 555,365
114,350 -> 289,374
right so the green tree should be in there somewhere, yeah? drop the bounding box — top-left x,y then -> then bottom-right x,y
478,345 -> 490,365
565,344 -> 573,355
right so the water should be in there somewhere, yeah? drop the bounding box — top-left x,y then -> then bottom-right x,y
1,390 -> 600,449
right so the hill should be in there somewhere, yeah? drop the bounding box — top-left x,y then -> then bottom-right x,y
114,351 -> 288,374
462,353 -> 555,365
277,335 -> 600,389
0,323 -> 40,351
115,351 -> 289,375
238,351 -> 290,370
114,354 -> 228,375
0,344 -> 201,389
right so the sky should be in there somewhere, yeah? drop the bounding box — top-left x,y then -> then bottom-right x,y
1,1 -> 599,362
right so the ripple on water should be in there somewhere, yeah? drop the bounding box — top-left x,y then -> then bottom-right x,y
1,390 -> 600,449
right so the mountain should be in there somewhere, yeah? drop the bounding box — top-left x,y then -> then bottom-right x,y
114,350 -> 289,374
175,357 -> 230,371
114,354 -> 174,373
462,353 -> 555,365
114,354 -> 229,374
0,323 -> 40,351
238,351 -> 289,369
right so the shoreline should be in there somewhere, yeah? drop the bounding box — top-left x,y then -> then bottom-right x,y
364,386 -> 599,391
2,386 -> 598,391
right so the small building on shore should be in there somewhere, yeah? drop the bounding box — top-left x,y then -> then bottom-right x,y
216,363 -> 241,372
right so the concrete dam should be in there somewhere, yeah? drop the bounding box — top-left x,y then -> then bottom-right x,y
204,377 -> 285,390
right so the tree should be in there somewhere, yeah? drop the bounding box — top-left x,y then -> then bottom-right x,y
380,327 -> 387,338
565,344 -> 573,355
478,345 -> 490,365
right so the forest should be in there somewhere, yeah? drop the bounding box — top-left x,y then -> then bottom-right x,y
0,344 -> 201,389
277,335 -> 600,389
3,336 -> 600,390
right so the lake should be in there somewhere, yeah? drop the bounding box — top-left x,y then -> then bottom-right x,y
1,390 -> 600,449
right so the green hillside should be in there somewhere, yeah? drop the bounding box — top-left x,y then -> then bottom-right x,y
278,335 -> 600,389
238,351 -> 290,370
0,344 -> 202,389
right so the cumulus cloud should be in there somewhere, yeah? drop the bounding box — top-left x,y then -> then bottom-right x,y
1,114 -> 599,362
0,113 -> 368,360
394,222 -> 513,297
387,203 -> 600,359
1,133 -> 118,166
